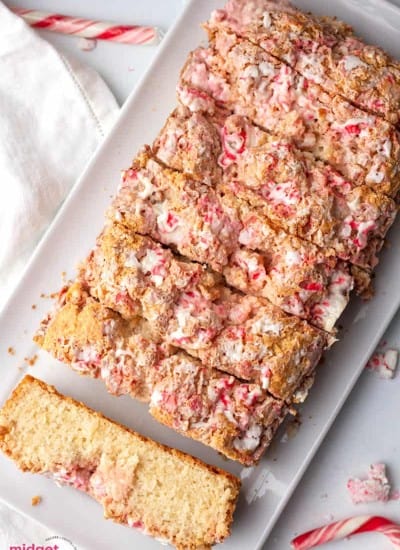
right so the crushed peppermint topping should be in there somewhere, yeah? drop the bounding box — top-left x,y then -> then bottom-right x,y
218,125 -> 247,168
312,270 -> 352,332
347,463 -> 391,504
367,168 -> 385,184
124,251 -> 140,269
127,518 -> 145,531
383,139 -> 392,158
140,248 -> 167,286
259,61 -> 275,76
262,12 -> 272,28
233,423 -> 263,452
51,466 -> 93,491
137,173 -> 156,199
251,316 -> 282,335
333,117 -> 373,132
366,348 -> 398,379
243,65 -> 259,79
285,249 -> 302,266
150,389 -> 163,406
343,55 -> 367,72
261,367 -> 272,390
340,217 -> 376,250
262,180 -> 300,209
157,210 -> 180,233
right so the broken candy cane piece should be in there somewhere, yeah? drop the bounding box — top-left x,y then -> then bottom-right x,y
347,463 -> 391,504
366,348 -> 398,379
291,515 -> 400,549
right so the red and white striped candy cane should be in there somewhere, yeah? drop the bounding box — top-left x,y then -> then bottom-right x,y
10,8 -> 162,45
291,516 -> 400,549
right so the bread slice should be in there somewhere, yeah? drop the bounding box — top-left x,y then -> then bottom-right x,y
0,375 -> 240,550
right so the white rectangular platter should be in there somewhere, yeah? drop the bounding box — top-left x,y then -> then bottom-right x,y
1,1 -> 400,549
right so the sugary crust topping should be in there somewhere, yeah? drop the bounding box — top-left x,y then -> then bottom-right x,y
366,348 -> 399,379
194,294 -> 328,401
221,178 -> 395,270
155,105 -> 396,271
150,353 -> 287,464
208,0 -> 400,126
179,35 -> 400,199
109,149 -> 353,332
79,223 -> 229,350
72,218 -> 328,399
112,148 -> 241,272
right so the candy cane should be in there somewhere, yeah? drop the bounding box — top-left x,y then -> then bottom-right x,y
10,8 -> 162,45
291,516 -> 400,549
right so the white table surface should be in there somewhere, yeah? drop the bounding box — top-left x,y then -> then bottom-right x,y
2,1 -> 400,549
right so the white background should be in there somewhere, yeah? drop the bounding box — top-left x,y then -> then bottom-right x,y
2,1 -> 400,549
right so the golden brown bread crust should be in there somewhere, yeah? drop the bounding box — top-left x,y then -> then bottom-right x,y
0,375 -> 240,550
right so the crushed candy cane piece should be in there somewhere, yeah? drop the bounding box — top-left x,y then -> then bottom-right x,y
347,463 -> 391,504
78,38 -> 97,51
366,348 -> 398,379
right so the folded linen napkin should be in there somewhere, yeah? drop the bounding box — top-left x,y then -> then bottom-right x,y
0,500 -> 53,549
0,1 -> 119,309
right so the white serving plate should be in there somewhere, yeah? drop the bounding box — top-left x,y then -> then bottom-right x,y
1,1 -> 400,549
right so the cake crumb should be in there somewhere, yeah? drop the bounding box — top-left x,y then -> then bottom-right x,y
40,291 -> 59,299
7,347 -> 15,355
31,304 -> 37,310
31,495 -> 41,506
24,354 -> 38,367
281,415 -> 302,443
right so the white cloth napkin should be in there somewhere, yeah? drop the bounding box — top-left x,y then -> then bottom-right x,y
0,1 -> 119,309
0,501 -> 54,549
0,2 -> 119,546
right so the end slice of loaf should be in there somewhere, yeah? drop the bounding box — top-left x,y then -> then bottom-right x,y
0,375 -> 240,550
